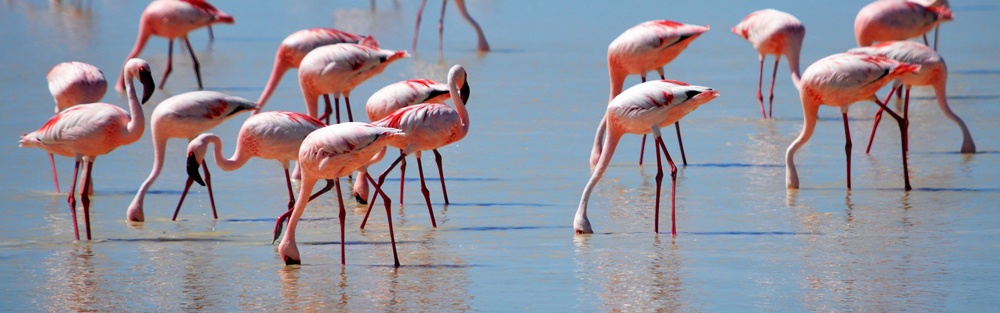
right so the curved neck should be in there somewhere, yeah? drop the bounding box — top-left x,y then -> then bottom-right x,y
608,64 -> 627,102
256,54 -> 292,110
123,69 -> 145,143
129,129 -> 169,211
450,78 -> 470,139
204,135 -> 252,171
785,100 -> 819,189
932,82 -> 975,153
785,40 -> 803,90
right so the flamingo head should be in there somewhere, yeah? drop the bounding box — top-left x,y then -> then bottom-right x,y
185,133 -> 214,187
186,152 -> 207,187
124,58 -> 155,104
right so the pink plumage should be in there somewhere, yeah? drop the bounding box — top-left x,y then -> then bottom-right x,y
732,9 -> 805,118
298,43 -> 409,124
854,0 -> 952,47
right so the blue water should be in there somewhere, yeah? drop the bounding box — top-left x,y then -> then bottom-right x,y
2,0 -> 999,311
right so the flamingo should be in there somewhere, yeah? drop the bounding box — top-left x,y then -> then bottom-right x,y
576,80 -> 719,236
19,58 -> 155,240
173,111 -> 327,221
298,43 -> 409,125
353,78 -> 469,204
357,65 -> 471,229
595,20 -> 709,168
732,9 -> 805,118
255,28 -> 379,112
44,61 -> 108,193
854,0 -> 952,48
126,90 -> 256,222
116,0 -> 234,91
277,122 -> 408,266
785,52 -> 921,191
413,0 -> 490,52
848,41 -> 975,154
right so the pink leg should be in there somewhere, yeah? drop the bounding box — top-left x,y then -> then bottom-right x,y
183,36 -> 203,90
335,178 -> 347,265
639,75 -> 648,166
365,173 -> 400,266
416,156 -> 438,227
361,155 -> 405,229
654,138 -> 678,236
284,167 -> 295,211
334,96 -> 341,124
273,179 -> 333,244
843,112 -> 853,190
904,86 -> 911,153
437,0 -> 447,52
344,96 -> 354,122
50,154 -> 60,193
433,149 -> 450,204
160,40 -> 174,88
399,151 -> 406,204
756,57 -> 766,118
865,84 -> 899,154
203,161 -> 217,219
67,160 -> 81,241
767,57 -> 779,118
80,161 -> 94,240
875,94 -> 912,191
321,95 -> 332,124
172,177 -> 195,221
413,0 -> 428,51
674,122 -> 687,166
207,25 -> 215,44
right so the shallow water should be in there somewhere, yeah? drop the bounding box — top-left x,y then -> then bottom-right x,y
2,0 -> 999,311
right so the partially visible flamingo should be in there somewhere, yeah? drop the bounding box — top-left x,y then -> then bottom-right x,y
576,80 -> 719,236
413,0 -> 490,52
358,65 -> 471,230
732,9 -> 805,118
353,78 -> 468,204
298,43 -> 408,125
20,58 -> 154,240
174,111 -> 326,221
277,122 -> 408,266
126,90 -> 256,222
44,61 -> 108,193
116,0 -> 234,91
907,0 -> 951,50
854,0 -> 952,48
255,28 -> 379,112
596,20 -> 709,167
849,41 -> 975,154
785,52 -> 921,191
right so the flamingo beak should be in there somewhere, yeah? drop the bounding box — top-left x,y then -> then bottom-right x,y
186,153 -> 206,187
139,68 -> 155,104
460,80 -> 471,105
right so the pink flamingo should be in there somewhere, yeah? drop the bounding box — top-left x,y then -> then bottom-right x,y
173,111 -> 327,221
277,122 -> 408,266
255,28 -> 379,112
576,80 -> 719,236
126,90 -> 256,222
785,52 -> 921,191
353,78 -> 468,204
357,65 -> 470,230
595,20 -> 709,167
854,0 -> 952,48
116,0 -> 234,91
20,58 -> 155,240
732,9 -> 805,118
849,41 -> 975,154
298,43 -> 408,125
44,61 -> 108,193
413,0 -> 490,52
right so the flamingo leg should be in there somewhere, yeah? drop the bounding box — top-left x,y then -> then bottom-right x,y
80,160 -> 94,240
182,36 -> 203,90
321,94 -> 332,124
433,149 -> 450,204
904,86 -> 911,153
67,160 -> 81,240
654,134 -> 663,233
674,122 -> 687,166
875,94 -> 912,191
207,25 -> 215,44
767,57 -> 780,118
654,134 -> 678,236
639,75 -> 648,166
203,161 -> 217,219
842,111 -> 853,190
361,155 -> 405,229
416,156 -> 438,227
399,151 -> 406,204
50,153 -> 61,193
866,84 -> 900,154
334,96 -> 342,124
756,56 -> 766,118
365,173 -> 400,267
413,0 -> 428,51
933,26 -> 940,51
437,0 -> 447,52
284,167 -> 296,211
335,179 -> 346,265
172,177 -> 195,221
345,96 -> 354,122
160,39 -> 174,88
274,179 -> 333,244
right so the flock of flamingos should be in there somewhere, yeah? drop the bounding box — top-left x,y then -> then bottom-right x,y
17,0 -> 975,267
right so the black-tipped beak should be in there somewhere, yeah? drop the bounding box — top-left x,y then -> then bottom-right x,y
460,80 -> 471,105
139,68 -> 155,104
685,89 -> 702,100
186,153 -> 206,186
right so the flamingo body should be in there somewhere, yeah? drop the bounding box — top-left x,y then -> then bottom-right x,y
366,79 -> 451,122
732,9 -> 804,117
854,0 -> 952,47
298,43 -> 409,124
607,20 -> 709,99
127,90 -> 256,222
256,28 -> 379,110
577,80 -> 719,235
47,62 -> 108,113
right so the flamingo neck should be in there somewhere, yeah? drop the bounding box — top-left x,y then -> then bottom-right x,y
256,54 -> 292,110
124,70 -> 145,143
785,100 -> 819,189
450,79 -> 470,139
128,129 -> 169,216
932,82 -> 975,153
206,135 -> 252,171
576,124 -> 624,232
608,66 -> 627,102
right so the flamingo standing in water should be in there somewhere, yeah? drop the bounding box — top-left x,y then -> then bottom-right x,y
732,9 -> 805,118
277,122 -> 408,266
117,0 -> 234,91
358,65 -> 471,230
20,58 -> 155,240
785,52 -> 921,191
255,28 -> 379,112
849,41 -> 975,154
44,61 -> 108,193
854,0 -> 952,48
353,78 -> 468,204
174,111 -> 326,221
576,80 -> 719,236
126,90 -> 256,222
298,43 -> 408,125
413,0 -> 490,52
595,20 -> 709,167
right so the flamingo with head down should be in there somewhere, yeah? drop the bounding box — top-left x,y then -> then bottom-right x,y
297,43 -> 408,125
44,61 -> 108,193
732,9 -> 805,118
